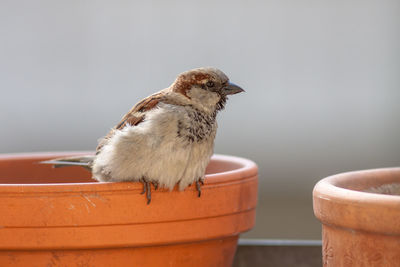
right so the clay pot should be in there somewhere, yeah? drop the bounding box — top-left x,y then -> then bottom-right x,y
0,152 -> 258,267
313,168 -> 400,267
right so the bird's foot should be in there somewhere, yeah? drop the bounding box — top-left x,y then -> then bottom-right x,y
140,178 -> 152,204
195,178 -> 205,198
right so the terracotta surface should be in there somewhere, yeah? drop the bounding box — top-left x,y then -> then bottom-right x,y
313,168 -> 400,267
0,152 -> 258,267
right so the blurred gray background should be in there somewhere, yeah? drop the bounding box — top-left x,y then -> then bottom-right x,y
1,0 -> 399,240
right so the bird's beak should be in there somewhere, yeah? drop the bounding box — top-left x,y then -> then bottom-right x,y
223,82 -> 245,95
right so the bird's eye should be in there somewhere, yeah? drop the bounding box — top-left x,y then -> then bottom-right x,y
206,81 -> 215,88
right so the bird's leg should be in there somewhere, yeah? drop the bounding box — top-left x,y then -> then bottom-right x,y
195,177 -> 204,198
140,177 -> 152,204
140,178 -> 147,195
146,181 -> 151,204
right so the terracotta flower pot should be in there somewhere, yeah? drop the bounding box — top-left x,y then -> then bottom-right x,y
313,168 -> 400,267
0,152 -> 258,267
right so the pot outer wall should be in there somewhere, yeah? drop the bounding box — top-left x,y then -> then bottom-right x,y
0,152 -> 258,267
1,237 -> 239,267
313,168 -> 400,267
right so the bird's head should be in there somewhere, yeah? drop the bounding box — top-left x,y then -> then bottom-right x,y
171,67 -> 244,114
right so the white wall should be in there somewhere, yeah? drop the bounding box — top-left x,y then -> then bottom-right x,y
1,0 -> 399,239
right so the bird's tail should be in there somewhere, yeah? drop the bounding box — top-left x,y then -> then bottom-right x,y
40,155 -> 94,171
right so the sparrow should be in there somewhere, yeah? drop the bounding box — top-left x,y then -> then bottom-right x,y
43,67 -> 244,204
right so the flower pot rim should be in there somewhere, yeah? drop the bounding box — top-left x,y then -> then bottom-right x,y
313,167 -> 400,235
0,152 -> 258,194
314,167 -> 400,201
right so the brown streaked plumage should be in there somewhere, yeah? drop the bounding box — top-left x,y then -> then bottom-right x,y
172,72 -> 212,98
96,93 -> 164,153
115,93 -> 163,130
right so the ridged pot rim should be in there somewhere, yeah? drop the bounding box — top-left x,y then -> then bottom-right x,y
313,168 -> 400,235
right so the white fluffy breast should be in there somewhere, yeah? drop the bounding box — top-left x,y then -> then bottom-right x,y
92,103 -> 216,190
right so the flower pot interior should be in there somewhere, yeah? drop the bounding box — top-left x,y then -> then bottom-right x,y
326,168 -> 400,194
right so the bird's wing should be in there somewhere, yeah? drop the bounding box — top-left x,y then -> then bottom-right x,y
96,92 -> 164,154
